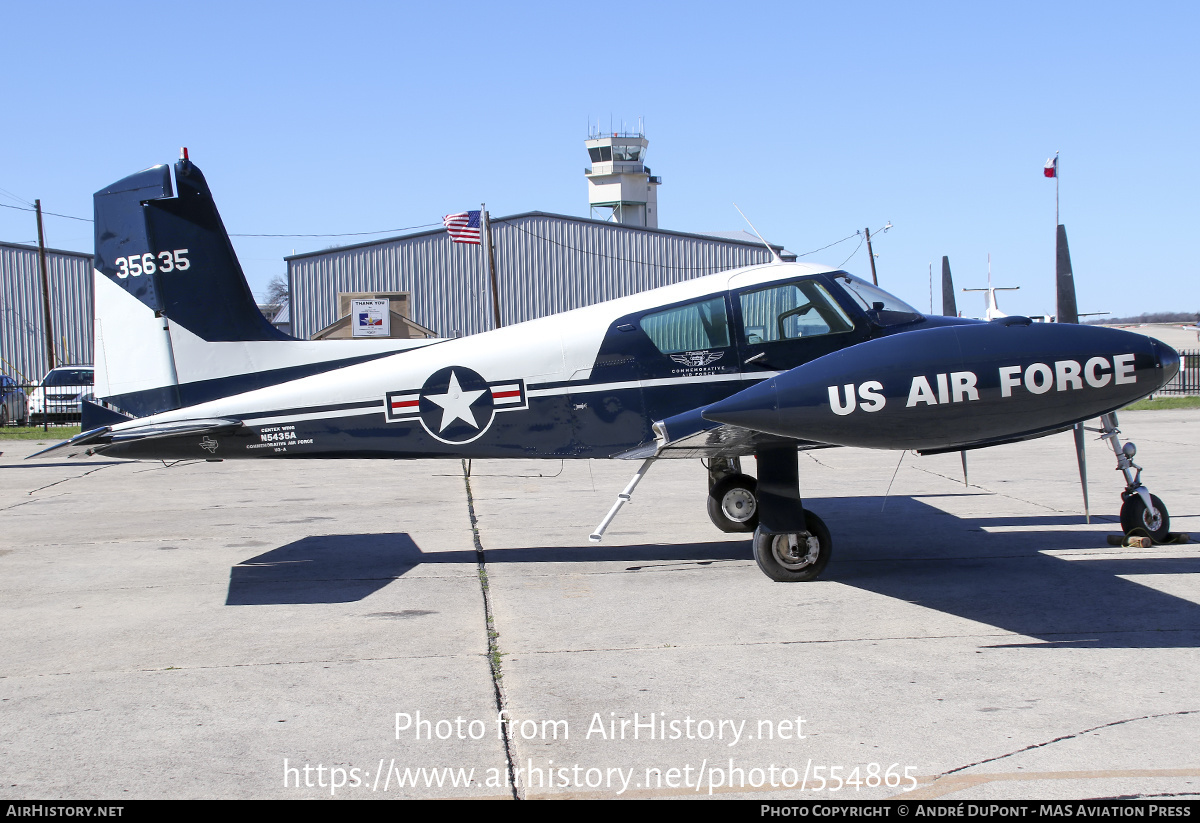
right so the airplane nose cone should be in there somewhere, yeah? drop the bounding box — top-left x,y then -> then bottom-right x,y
1154,339 -> 1181,385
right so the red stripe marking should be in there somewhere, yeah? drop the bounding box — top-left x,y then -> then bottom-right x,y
491,389 -> 521,400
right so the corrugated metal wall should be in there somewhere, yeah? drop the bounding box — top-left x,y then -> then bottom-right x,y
0,242 -> 93,384
287,214 -> 779,340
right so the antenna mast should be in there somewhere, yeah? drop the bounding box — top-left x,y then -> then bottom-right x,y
733,203 -> 782,263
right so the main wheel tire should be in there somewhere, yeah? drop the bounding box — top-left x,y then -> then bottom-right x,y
1121,493 -> 1170,543
752,511 -> 832,582
707,474 -> 759,532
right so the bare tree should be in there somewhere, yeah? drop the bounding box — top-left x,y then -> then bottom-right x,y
264,275 -> 289,307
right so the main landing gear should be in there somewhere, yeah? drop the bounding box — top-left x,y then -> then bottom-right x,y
706,457 -> 759,533
752,510 -> 832,582
591,451 -> 832,582
1094,412 -> 1173,543
713,449 -> 833,582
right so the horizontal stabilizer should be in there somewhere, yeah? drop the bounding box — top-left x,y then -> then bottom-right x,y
107,417 -> 244,444
27,426 -> 118,459
27,418 -> 244,460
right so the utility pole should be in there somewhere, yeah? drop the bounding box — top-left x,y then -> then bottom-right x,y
864,227 -> 879,285
35,200 -> 56,372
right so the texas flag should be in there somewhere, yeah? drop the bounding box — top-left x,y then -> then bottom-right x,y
1043,156 -> 1057,178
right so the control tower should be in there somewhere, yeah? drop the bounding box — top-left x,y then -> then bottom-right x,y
585,126 -> 661,228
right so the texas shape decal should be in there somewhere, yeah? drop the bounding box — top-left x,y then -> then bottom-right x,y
386,366 -> 527,444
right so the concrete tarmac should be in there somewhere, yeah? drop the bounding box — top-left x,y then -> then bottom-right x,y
1,409 -> 1198,800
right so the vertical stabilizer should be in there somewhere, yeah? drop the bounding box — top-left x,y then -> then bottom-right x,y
1055,224 -> 1079,325
91,158 -> 436,421
940,256 -> 957,317
94,159 -> 290,343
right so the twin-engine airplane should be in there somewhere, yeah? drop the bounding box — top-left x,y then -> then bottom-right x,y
37,157 -> 1182,582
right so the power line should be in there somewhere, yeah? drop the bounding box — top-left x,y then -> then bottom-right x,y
0,200 -> 442,238
229,223 -> 441,238
0,186 -> 33,207
0,201 -> 90,222
794,231 -> 859,258
2,195 -> 890,270
836,236 -> 866,269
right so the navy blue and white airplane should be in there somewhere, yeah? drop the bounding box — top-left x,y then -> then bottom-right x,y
37,156 -> 1183,581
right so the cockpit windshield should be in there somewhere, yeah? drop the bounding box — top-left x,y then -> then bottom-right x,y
834,273 -> 924,326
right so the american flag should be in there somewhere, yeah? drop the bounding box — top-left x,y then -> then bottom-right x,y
443,210 -> 482,244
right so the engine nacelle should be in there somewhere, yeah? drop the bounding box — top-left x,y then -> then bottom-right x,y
703,322 -> 1180,451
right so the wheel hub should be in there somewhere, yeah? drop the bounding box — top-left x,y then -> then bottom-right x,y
721,488 -> 757,522
772,533 -> 820,570
1142,506 -> 1163,532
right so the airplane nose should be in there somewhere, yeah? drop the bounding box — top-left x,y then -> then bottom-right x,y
1154,339 -> 1181,385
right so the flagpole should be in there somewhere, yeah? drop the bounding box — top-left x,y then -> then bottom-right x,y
1055,151 -> 1060,227
482,203 -> 502,329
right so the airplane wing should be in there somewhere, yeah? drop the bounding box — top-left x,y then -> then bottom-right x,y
616,406 -> 832,460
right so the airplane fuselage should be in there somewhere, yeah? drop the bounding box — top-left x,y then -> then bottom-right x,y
96,265 -> 948,461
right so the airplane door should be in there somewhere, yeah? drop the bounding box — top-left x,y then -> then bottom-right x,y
734,278 -> 867,375
634,295 -> 741,423
565,320 -> 650,455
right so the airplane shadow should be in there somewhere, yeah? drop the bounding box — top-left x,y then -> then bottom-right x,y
227,495 -> 1200,649
226,534 -> 469,605
225,535 -> 749,606
813,495 -> 1200,649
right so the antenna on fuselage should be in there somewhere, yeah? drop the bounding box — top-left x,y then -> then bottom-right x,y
733,203 -> 783,263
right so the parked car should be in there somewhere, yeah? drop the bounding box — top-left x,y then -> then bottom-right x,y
1,374 -> 28,426
27,366 -> 95,425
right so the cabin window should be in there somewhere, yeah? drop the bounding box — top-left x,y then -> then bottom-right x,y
640,297 -> 730,354
738,281 -> 854,344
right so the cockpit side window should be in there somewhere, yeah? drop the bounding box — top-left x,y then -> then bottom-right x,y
640,296 -> 731,354
738,281 -> 855,345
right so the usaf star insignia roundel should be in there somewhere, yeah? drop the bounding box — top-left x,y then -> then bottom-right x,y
385,366 -> 527,445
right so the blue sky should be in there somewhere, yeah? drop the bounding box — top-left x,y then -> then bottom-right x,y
2,1 -> 1196,319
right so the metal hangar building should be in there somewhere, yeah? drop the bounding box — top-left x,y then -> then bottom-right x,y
285,130 -> 794,340
285,214 -> 794,340
0,241 -> 94,383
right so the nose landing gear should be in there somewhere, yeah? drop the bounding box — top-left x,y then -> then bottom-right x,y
1094,412 -> 1174,543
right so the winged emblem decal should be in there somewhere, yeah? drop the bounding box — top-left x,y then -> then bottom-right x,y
670,350 -> 725,368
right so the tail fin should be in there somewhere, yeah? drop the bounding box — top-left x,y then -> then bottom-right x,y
91,157 -> 437,422
940,256 -> 957,317
95,158 -> 289,344
1055,224 -> 1079,325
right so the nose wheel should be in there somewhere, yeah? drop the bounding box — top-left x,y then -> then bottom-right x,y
1120,492 -> 1170,543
